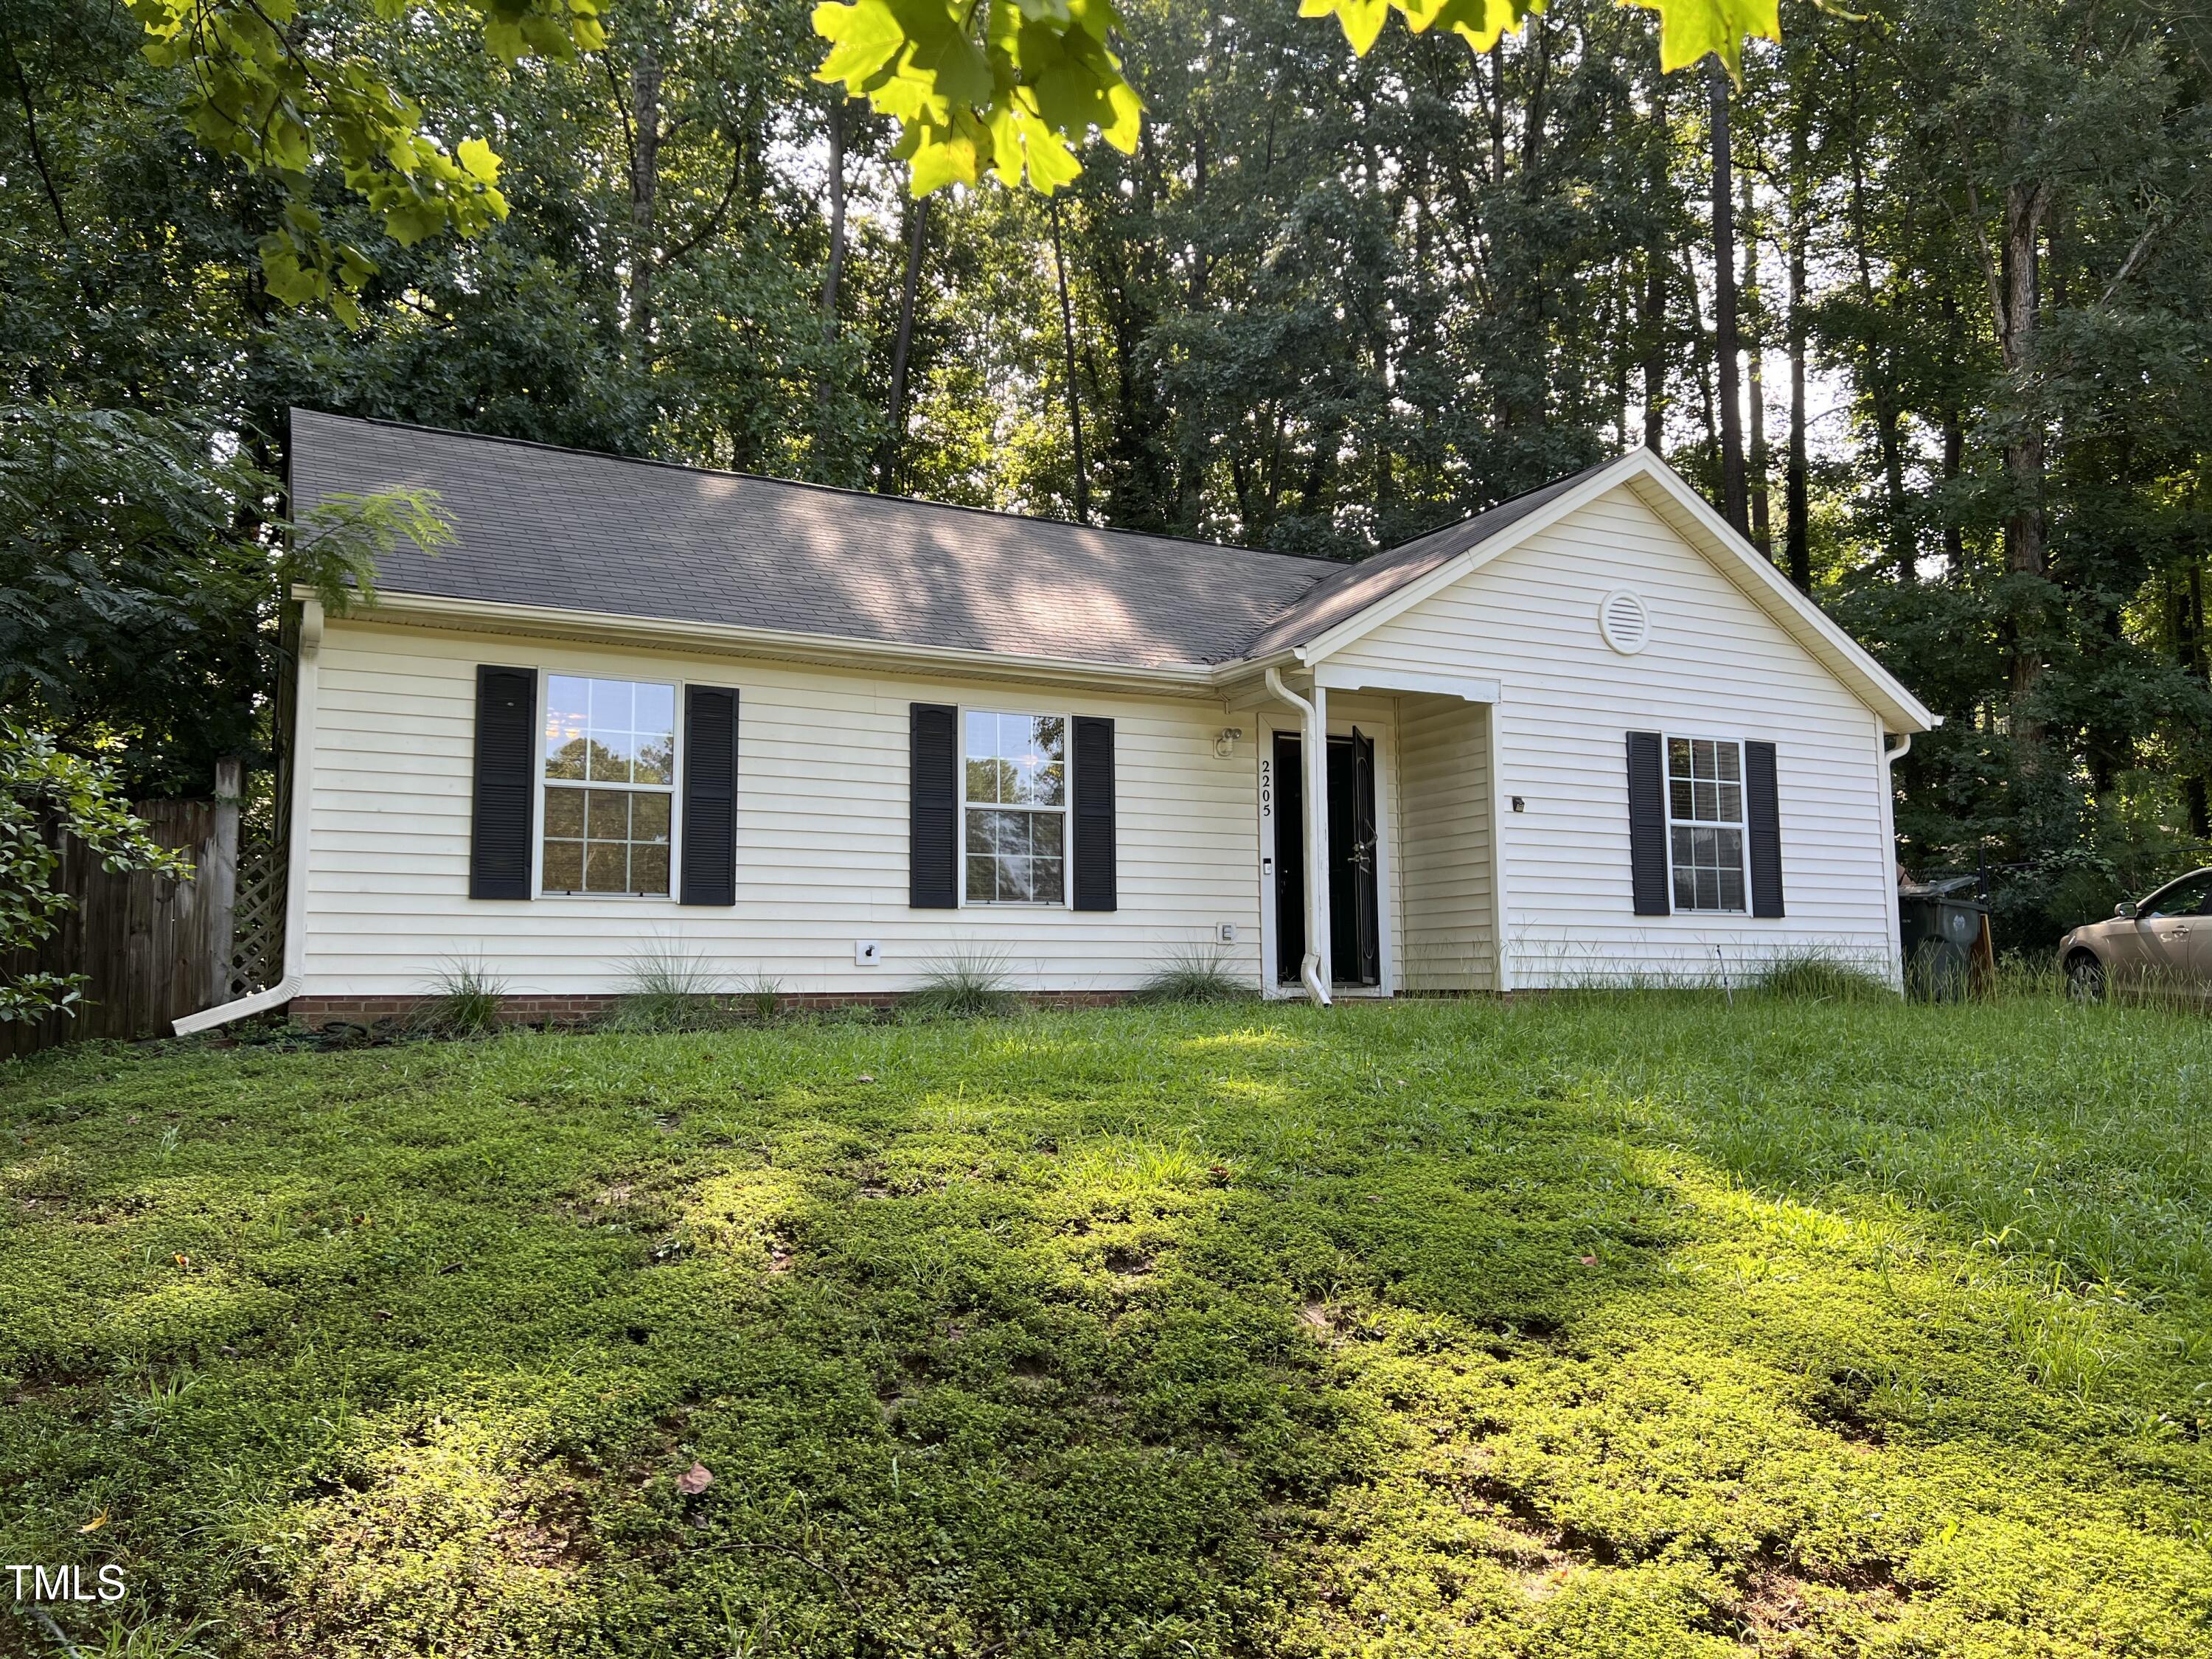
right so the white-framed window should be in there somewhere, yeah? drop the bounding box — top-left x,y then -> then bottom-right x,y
963,710 -> 1067,905
1666,735 -> 1747,913
540,674 -> 676,896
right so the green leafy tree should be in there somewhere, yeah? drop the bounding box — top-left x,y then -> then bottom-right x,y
125,0 -> 605,317
0,404 -> 448,791
811,0 -> 1777,200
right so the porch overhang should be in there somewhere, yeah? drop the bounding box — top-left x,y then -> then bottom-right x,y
1311,665 -> 1500,704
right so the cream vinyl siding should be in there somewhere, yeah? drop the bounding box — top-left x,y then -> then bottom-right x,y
302,622 -> 1260,996
1324,487 -> 1898,986
1396,695 -> 1494,992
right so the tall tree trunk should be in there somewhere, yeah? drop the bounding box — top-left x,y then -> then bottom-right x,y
880,197 -> 928,494
1641,246 -> 1668,451
1486,41 -> 1507,187
1640,73 -> 1669,453
627,45 -> 662,347
1612,271 -> 1631,453
1742,172 -> 1771,557
821,100 -> 847,327
1785,164 -> 1811,589
1939,293 -> 1965,578
1706,57 -> 1747,535
1050,195 -> 1091,524
1683,253 -> 1718,463
1520,13 -> 1550,176
1992,174 -> 2050,757
1784,70 -> 1812,592
1175,126 -> 1209,530
1189,125 -> 1209,308
1849,127 -> 1910,582
2186,557 -> 2210,837
816,98 -> 849,425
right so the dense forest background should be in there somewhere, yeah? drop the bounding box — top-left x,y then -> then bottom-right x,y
3,0 -> 2209,945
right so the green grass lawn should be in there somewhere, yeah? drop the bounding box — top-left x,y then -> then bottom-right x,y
4,993 -> 2211,1658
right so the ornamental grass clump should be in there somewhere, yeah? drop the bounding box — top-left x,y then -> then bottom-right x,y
1756,950 -> 1893,1003
416,959 -> 506,1036
907,950 -> 1019,1019
602,947 -> 728,1033
1135,945 -> 1254,1005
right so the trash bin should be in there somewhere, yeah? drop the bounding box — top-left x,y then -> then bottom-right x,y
1899,888 -> 1991,1001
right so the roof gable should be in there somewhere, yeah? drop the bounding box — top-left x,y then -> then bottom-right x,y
1235,462 -> 1614,658
1293,451 -> 1935,732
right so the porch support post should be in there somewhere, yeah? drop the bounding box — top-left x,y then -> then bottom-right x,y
1486,700 -> 1512,995
1265,667 -> 1332,1006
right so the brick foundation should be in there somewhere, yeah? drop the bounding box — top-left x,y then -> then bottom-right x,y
287,989 -> 1135,1029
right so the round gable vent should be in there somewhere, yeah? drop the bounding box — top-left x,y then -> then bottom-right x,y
1599,588 -> 1651,655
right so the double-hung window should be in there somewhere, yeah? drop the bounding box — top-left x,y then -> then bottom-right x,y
541,674 -> 675,895
964,712 -> 1067,904
1666,736 -> 1747,913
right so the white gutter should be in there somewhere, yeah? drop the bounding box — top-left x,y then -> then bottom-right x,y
175,598 -> 323,1036
1264,667 -> 1332,1008
324,588 -> 1231,694
305,587 -> 1339,700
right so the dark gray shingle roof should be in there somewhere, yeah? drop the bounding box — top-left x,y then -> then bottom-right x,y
289,410 -> 1612,669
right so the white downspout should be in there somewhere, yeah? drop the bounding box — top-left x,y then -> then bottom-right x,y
1265,667 -> 1332,1007
175,599 -> 322,1034
1877,726 -> 1912,994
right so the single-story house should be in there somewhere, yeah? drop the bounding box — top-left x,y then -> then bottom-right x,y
181,408 -> 1936,1031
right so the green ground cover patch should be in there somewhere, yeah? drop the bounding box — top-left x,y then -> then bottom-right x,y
2,995 -> 2210,1657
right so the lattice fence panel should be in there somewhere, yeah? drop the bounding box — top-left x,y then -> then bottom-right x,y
228,841 -> 285,998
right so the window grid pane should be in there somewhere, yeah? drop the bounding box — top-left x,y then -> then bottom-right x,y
545,673 -> 677,792
543,785 -> 672,896
1665,737 -> 1747,913
962,712 -> 1068,905
541,670 -> 675,898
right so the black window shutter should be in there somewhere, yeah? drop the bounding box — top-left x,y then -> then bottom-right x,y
1745,740 -> 1784,918
1071,715 -> 1117,912
470,665 -> 537,900
910,703 -> 959,908
681,686 -> 740,905
1626,730 -> 1670,917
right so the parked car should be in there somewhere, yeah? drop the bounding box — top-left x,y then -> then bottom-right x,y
2060,868 -> 2212,1002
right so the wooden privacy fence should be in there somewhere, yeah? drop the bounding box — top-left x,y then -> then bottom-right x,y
1,768 -> 249,1060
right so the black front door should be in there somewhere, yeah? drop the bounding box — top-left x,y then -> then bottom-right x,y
1329,728 -> 1381,987
1273,728 -> 1382,989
